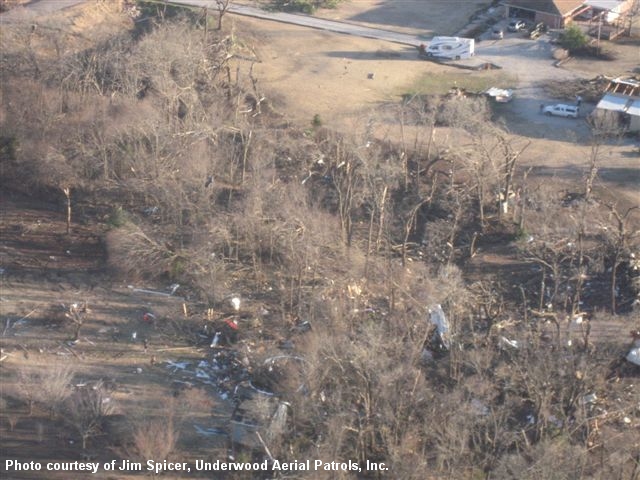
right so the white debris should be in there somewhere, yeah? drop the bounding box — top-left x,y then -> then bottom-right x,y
421,348 -> 434,363
581,393 -> 598,405
194,425 -> 226,437
166,361 -> 190,372
485,87 -> 513,103
626,346 -> 640,366
471,398 -> 489,416
210,332 -> 221,348
263,355 -> 306,366
548,415 -> 563,428
131,331 -> 137,341
248,381 -> 275,396
499,336 -> 519,349
231,297 -> 241,311
129,286 -> 173,297
429,304 -> 450,349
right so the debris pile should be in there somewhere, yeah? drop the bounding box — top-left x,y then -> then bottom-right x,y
165,349 -> 249,400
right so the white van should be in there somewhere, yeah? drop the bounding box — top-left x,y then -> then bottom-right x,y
425,37 -> 475,60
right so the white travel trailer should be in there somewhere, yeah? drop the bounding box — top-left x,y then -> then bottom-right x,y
424,37 -> 475,60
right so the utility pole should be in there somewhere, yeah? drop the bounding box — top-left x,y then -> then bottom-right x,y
596,10 -> 604,54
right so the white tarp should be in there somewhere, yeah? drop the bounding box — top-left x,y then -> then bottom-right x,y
429,304 -> 450,349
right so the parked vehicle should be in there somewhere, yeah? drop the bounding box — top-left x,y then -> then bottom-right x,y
543,104 -> 579,118
491,27 -> 504,39
422,37 -> 474,60
508,19 -> 526,32
528,22 -> 547,39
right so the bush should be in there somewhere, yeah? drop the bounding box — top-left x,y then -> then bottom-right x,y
559,25 -> 588,52
271,0 -> 340,14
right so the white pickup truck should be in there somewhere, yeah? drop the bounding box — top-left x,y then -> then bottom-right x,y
543,104 -> 579,118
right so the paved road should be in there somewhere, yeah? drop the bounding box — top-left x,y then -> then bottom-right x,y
0,0 -> 430,46
0,0 -> 86,23
174,0 -> 427,46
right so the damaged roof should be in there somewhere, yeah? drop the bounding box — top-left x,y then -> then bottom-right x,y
596,93 -> 640,116
504,0 -> 586,16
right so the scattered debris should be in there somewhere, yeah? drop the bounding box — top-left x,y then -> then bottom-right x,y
165,349 -> 250,399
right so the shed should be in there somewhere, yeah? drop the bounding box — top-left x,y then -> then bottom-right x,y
593,93 -> 640,133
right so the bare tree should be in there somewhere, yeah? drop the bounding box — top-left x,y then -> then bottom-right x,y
67,381 -> 115,450
65,302 -> 89,342
132,419 -> 179,474
600,203 -> 639,313
215,0 -> 232,30
18,364 -> 74,417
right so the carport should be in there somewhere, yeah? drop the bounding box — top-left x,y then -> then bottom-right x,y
504,0 -> 587,28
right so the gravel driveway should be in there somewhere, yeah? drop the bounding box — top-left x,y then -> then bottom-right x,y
476,26 -> 594,142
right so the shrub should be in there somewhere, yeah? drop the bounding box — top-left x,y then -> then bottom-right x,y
559,25 -> 588,53
271,0 -> 341,14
